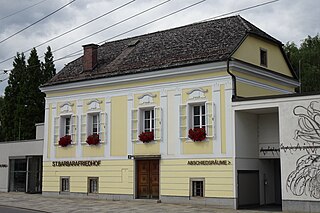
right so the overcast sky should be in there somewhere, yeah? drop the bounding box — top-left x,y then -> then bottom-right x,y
0,0 -> 319,95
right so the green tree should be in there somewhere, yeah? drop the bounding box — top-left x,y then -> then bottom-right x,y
1,46 -> 56,141
41,46 -> 56,82
284,34 -> 320,92
1,52 -> 27,141
0,96 -> 4,141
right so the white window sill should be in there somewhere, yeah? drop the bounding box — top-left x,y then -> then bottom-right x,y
80,141 -> 106,146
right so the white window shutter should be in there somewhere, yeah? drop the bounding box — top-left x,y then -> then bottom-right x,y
54,116 -> 60,145
205,102 -> 213,137
212,103 -> 216,139
179,104 -> 187,139
81,114 -> 87,143
99,112 -> 106,143
131,108 -> 139,142
71,115 -> 77,143
154,107 -> 162,140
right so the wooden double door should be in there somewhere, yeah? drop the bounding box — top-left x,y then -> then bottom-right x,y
137,160 -> 159,199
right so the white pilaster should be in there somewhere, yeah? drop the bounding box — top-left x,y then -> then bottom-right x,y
51,103 -> 57,160
43,100 -> 49,161
76,100 -> 83,158
127,94 -> 133,157
105,97 -> 111,158
160,89 -> 167,156
213,82 -> 221,156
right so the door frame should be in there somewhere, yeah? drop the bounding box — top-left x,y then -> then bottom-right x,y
134,158 -> 160,199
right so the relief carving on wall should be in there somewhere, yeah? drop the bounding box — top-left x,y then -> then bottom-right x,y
87,99 -> 102,110
138,93 -> 156,105
285,101 -> 320,199
60,102 -> 74,113
187,88 -> 208,100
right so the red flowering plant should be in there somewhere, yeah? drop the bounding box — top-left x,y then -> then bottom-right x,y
59,135 -> 72,147
138,131 -> 154,143
86,134 -> 100,145
188,128 -> 207,142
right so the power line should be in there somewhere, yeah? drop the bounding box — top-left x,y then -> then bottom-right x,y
0,0 -> 280,76
0,0 -> 48,22
51,0 -> 172,55
0,0 -> 136,64
0,0 -> 77,44
201,0 -> 279,22
54,0 -> 206,62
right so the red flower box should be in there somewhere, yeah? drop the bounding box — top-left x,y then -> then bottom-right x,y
188,128 -> 206,142
86,134 -> 100,145
139,131 -> 154,143
59,135 -> 72,147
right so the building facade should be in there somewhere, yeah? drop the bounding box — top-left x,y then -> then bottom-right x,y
0,124 -> 43,193
40,16 -> 305,210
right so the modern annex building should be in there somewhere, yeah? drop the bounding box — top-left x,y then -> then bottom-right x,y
40,16 -> 319,212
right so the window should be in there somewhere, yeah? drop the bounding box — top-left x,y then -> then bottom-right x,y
192,105 -> 205,128
142,109 -> 154,132
190,178 -> 204,197
92,114 -> 99,135
88,177 -> 99,193
88,113 -> 100,135
60,177 -> 70,192
260,48 -> 267,67
63,116 -> 71,135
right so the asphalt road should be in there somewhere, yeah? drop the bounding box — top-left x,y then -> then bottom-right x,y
0,206 -> 44,213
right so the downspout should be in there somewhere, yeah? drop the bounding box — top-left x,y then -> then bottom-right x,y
226,58 -> 237,100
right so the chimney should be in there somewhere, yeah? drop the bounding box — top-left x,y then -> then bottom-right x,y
82,44 -> 98,71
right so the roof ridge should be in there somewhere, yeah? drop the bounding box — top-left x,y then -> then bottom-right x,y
236,15 -> 251,32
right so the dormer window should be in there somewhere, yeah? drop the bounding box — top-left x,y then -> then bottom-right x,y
260,48 -> 267,67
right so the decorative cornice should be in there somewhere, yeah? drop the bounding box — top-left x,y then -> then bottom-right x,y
186,88 -> 208,95
138,93 -> 157,99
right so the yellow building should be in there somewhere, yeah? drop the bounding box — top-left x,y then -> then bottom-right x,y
40,16 -> 298,208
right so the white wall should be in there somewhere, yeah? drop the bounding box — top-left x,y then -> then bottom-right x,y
279,98 -> 320,201
0,140 -> 43,192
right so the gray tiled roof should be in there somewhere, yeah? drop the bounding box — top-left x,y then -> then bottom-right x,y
44,15 -> 282,86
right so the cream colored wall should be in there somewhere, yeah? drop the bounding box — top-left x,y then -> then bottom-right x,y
110,96 -> 127,157
82,98 -> 106,157
180,86 -> 214,155
237,82 -> 281,97
161,159 -> 234,197
232,35 -> 293,77
220,85 -> 226,154
42,160 -> 133,194
46,71 -> 227,98
133,92 -> 161,155
232,71 -> 295,92
47,104 -> 52,159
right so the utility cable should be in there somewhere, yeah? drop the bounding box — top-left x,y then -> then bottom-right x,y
0,0 -> 279,75
0,0 -> 48,22
201,0 -> 279,22
51,0 -> 172,55
0,0 -> 136,64
54,0 -> 206,62
0,0 -> 77,44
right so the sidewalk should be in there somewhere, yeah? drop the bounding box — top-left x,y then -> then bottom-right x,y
0,192 -> 280,213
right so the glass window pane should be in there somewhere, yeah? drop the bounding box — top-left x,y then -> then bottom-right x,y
201,105 -> 205,114
194,116 -> 200,127
194,106 -> 200,115
202,115 -> 206,126
145,110 -> 150,119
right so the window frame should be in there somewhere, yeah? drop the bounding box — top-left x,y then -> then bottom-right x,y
190,178 -> 205,198
60,176 -> 70,193
260,48 -> 268,67
87,177 -> 99,194
191,104 -> 206,129
60,114 -> 72,137
139,106 -> 155,133
87,112 -> 100,136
